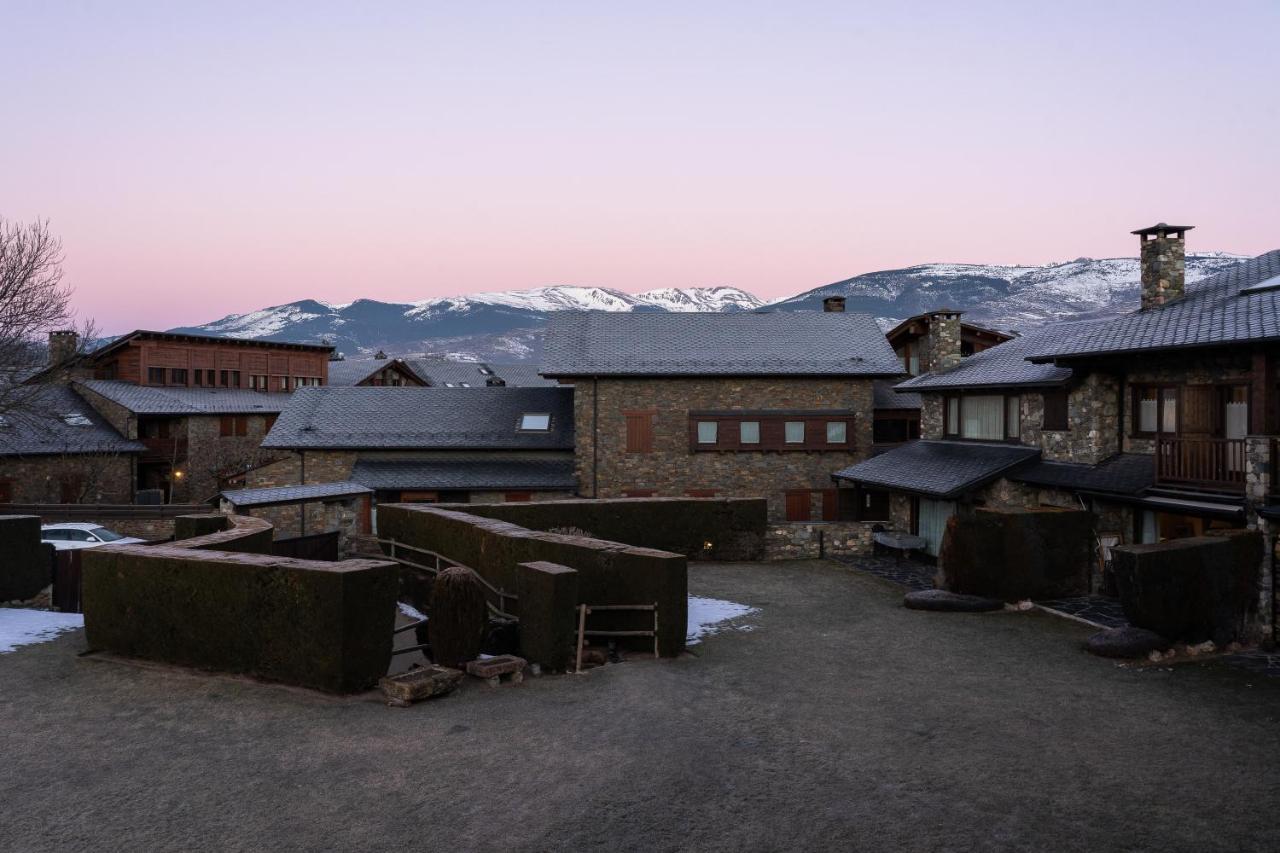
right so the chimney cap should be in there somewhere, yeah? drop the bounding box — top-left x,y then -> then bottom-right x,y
1131,223 -> 1194,237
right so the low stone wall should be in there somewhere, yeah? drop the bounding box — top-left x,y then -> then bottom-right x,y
1112,530 -> 1264,645
172,514 -> 274,554
0,515 -> 53,603
765,521 -> 875,560
939,507 -> 1093,601
82,545 -> 398,693
433,497 -> 767,561
377,503 -> 687,667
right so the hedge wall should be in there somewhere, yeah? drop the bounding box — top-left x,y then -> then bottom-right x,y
939,507 -> 1093,601
0,515 -> 52,602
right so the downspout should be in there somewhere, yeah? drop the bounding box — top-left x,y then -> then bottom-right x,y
592,377 -> 599,498
300,450 -> 306,486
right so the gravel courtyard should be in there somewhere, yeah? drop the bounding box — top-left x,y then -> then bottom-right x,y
3,559 -> 1279,852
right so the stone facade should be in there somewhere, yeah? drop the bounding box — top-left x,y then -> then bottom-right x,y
1020,373 -> 1122,464
246,450 -> 360,489
0,453 -> 135,504
570,376 -> 876,524
180,414 -> 285,503
765,521 -> 877,559
1138,230 -> 1187,310
924,311 -> 963,373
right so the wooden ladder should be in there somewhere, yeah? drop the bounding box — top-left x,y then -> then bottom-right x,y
575,603 -> 659,673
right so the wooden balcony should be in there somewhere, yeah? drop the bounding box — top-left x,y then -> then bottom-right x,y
139,437 -> 188,462
1154,437 -> 1247,493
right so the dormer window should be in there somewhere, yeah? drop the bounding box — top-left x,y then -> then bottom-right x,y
519,413 -> 551,432
62,413 -> 92,426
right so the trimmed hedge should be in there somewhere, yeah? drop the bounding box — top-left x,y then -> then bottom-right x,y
435,497 -> 767,561
377,504 -> 687,663
0,515 -> 52,602
172,513 -> 274,554
82,545 -> 398,693
939,507 -> 1092,601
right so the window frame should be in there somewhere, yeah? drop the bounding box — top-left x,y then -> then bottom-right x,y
1041,387 -> 1069,432
1131,384 -> 1180,437
942,392 -> 1023,442
688,411 -> 856,452
696,421 -> 719,445
518,412 -> 552,432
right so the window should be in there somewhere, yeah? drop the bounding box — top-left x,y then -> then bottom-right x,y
250,375 -> 268,391
220,415 -> 248,437
206,369 -> 216,386
221,370 -> 240,388
739,421 -> 760,444
696,421 -> 718,444
170,368 -> 187,385
519,413 -> 551,431
89,527 -> 126,542
625,411 -> 655,453
1134,385 -> 1178,435
277,376 -> 289,391
873,414 -> 920,444
784,421 -> 805,444
193,371 -> 204,387
944,394 -> 1019,441
504,492 -> 533,502
785,490 -> 811,522
826,421 -> 847,444
690,412 -> 855,452
1006,395 -> 1021,438
147,367 -> 166,385
1042,389 -> 1068,431
946,397 -> 960,435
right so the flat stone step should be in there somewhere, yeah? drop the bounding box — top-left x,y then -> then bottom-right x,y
903,590 -> 1003,613
465,655 -> 527,679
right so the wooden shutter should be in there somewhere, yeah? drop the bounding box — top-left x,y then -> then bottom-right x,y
235,416 -> 249,437
0,480 -> 12,503
821,489 -> 838,521
1042,389 -> 1069,431
785,490 -> 811,522
219,415 -> 233,437
625,411 -> 654,453
1181,385 -> 1216,435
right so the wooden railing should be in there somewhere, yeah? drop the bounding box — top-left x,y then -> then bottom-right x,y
139,437 -> 188,461
1154,437 -> 1247,492
371,536 -> 518,620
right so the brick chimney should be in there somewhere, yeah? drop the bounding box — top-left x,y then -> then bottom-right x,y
822,296 -> 846,313
48,330 -> 79,366
1132,223 -> 1193,310
925,309 -> 963,373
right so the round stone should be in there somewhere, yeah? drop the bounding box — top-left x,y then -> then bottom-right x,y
903,589 -> 1004,612
1085,626 -> 1172,659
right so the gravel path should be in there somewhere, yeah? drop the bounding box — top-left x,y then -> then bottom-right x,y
2,559 -> 1278,852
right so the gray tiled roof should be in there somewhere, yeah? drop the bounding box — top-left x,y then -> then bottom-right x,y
1029,250 -> 1280,360
873,379 -> 922,410
541,311 -> 902,377
401,358 -> 557,388
220,481 -> 371,507
325,359 -> 407,386
832,440 -> 1039,499
894,320 -> 1108,391
77,380 -> 293,415
351,457 -> 575,491
262,386 -> 574,450
1009,453 -> 1154,496
0,385 -> 145,457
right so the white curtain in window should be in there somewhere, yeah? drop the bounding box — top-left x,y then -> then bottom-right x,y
739,421 -> 760,444
1138,398 -> 1158,432
1006,396 -> 1020,439
697,421 -> 718,444
962,395 -> 1004,440
947,398 -> 960,434
785,421 -> 805,443
1225,401 -> 1249,472
918,499 -> 956,556
1161,392 -> 1178,433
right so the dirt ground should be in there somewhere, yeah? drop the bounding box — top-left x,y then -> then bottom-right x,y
2,559 -> 1279,852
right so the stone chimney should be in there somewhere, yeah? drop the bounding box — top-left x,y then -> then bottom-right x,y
1132,222 -> 1193,310
925,309 -> 963,373
822,296 -> 846,313
374,350 -> 388,360
48,330 -> 79,366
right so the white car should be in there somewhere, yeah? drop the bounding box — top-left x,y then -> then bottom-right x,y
40,523 -> 146,551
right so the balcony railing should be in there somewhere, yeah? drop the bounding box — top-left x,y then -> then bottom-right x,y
139,437 -> 188,462
1154,437 -> 1247,493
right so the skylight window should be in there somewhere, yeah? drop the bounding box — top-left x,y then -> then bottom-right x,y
519,413 -> 551,432
1240,274 -> 1280,295
62,413 -> 92,426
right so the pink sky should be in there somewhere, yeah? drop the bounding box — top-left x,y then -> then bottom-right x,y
3,2 -> 1277,334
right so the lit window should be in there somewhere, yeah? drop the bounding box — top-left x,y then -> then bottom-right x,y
697,421 -> 718,444
826,422 -> 847,443
739,421 -> 760,444
62,413 -> 92,426
519,413 -> 551,431
784,421 -> 805,444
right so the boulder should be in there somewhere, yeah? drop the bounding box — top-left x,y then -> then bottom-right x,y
903,589 -> 1003,612
379,665 -> 464,706
1085,626 -> 1172,659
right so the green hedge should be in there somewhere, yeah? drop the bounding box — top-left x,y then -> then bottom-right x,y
0,515 -> 51,602
940,507 -> 1093,600
172,513 -> 274,554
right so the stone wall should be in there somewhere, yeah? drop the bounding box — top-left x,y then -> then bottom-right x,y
226,496 -> 367,551
920,395 -> 945,439
1018,373 -> 1122,464
765,521 -> 875,559
924,312 -> 962,373
1139,232 -> 1186,310
244,450 -> 359,489
0,453 -> 134,503
571,376 -> 876,523
177,414 -> 284,503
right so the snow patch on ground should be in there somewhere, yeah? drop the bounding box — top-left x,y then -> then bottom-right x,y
687,596 -> 758,645
0,609 -> 84,654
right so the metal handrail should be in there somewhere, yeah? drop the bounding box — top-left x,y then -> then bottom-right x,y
372,536 -> 518,620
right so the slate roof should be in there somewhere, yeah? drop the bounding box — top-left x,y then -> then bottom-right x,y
220,481 -> 371,507
262,386 -> 574,450
895,320 -> 1108,391
832,440 -> 1040,499
0,385 -> 145,457
541,311 -> 902,377
403,358 -> 557,388
77,380 -> 293,415
89,329 -> 333,360
873,379 -> 922,410
1009,453 -> 1154,496
1028,249 -> 1280,360
325,359 -> 416,387
350,457 -> 576,491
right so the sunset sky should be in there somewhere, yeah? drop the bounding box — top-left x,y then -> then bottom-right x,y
3,1 -> 1277,334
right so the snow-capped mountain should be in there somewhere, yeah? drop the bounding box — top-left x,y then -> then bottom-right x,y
170,253 -> 1249,359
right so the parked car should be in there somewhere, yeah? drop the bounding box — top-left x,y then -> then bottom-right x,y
40,523 -> 146,551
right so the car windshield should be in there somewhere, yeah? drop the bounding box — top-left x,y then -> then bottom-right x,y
89,527 -> 127,542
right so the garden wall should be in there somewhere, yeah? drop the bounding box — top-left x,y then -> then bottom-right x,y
377,504 -> 687,666
432,497 -> 767,561
82,544 -> 398,693
939,507 -> 1093,600
0,515 -> 54,602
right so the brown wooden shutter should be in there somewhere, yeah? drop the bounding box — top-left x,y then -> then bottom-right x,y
1181,385 -> 1216,435
821,489 -> 838,521
1042,389 -> 1069,431
504,492 -> 533,502
235,416 -> 249,437
785,490 -> 811,522
219,415 -> 233,437
625,411 -> 654,453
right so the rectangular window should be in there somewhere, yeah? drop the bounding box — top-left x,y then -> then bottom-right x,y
946,397 -> 960,435
206,369 -> 216,386
519,413 -> 551,432
739,421 -> 760,444
784,421 -> 805,444
220,370 -> 240,388
1134,385 -> 1178,435
624,411 -> 655,453
784,490 -> 811,522
1042,389 -> 1068,431
696,421 -> 718,444
193,371 -> 203,387
147,367 -> 166,385
960,395 -> 1004,440
170,368 -> 187,385
1006,395 -> 1021,438
278,376 -> 289,391
858,488 -> 891,521
826,421 -> 847,443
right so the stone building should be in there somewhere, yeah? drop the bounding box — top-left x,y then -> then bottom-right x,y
326,355 -> 557,388
251,387 -> 576,523
885,310 -> 1013,376
835,224 -> 1280,640
541,305 -> 909,556
219,481 -> 373,547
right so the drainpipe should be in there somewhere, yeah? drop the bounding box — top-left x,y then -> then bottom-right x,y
300,451 -> 306,486
592,377 -> 599,498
